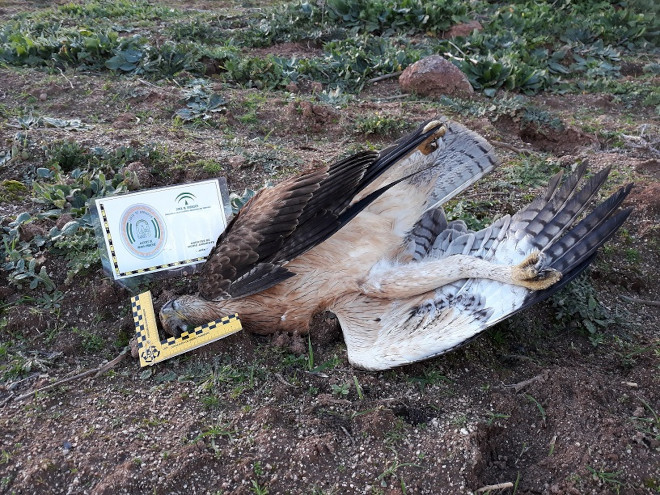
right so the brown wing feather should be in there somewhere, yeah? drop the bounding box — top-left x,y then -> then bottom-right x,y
198,167 -> 328,300
198,120 -> 446,301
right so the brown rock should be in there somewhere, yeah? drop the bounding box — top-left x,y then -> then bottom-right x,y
445,20 -> 483,39
228,155 -> 247,169
93,279 -> 122,306
399,55 -> 473,98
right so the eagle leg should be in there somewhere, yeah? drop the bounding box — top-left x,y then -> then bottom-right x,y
510,251 -> 563,291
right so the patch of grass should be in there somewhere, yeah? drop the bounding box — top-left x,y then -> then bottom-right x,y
201,394 -> 221,410
354,114 -> 410,136
72,327 -> 105,353
193,419 -> 239,455
407,368 -> 452,392
486,412 -> 510,426
631,397 -> 660,441
444,198 -> 496,231
587,466 -> 623,494
376,447 -> 421,488
250,480 -> 269,495
525,394 -> 547,427
384,418 -> 406,445
551,274 -> 616,343
194,159 -> 223,175
504,156 -> 561,188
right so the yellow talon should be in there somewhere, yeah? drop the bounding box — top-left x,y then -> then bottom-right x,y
419,122 -> 446,155
512,251 -> 563,290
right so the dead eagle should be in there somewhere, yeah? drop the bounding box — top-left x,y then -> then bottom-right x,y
160,119 -> 632,370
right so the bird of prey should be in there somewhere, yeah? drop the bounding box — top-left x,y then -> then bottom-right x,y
160,119 -> 632,370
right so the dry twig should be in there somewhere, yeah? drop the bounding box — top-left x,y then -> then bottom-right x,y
367,71 -> 402,84
491,140 -> 534,156
58,67 -> 74,89
12,347 -> 130,403
621,295 -> 660,307
476,482 -> 514,493
274,372 -> 296,388
504,370 -> 549,393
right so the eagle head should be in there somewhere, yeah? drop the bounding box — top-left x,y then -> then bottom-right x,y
159,295 -> 221,336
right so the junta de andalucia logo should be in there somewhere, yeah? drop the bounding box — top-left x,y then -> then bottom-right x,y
175,191 -> 199,210
120,204 -> 166,259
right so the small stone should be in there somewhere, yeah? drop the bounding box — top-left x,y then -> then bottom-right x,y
632,406 -> 645,417
39,93 -> 48,101
399,55 -> 473,98
228,155 -> 247,169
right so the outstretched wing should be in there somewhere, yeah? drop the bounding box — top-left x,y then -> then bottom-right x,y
198,121 -> 446,301
338,165 -> 633,370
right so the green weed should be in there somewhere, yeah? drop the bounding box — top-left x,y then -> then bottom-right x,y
72,327 -> 105,353
525,394 -> 547,427
355,114 -> 410,136
587,466 -> 623,494
504,156 -> 561,188
376,447 -> 421,488
331,382 -> 350,397
175,80 -> 227,121
0,180 -> 28,203
250,480 -> 269,495
551,275 -> 616,341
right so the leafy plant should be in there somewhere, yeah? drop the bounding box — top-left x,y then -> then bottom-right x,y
72,327 -> 105,353
46,141 -> 90,172
551,275 -> 616,341
0,180 -> 28,203
230,188 -> 258,215
175,80 -> 227,121
331,382 -> 350,397
354,114 -> 410,136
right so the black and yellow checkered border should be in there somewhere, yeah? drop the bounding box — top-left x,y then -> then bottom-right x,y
99,204 -> 206,277
131,291 -> 242,367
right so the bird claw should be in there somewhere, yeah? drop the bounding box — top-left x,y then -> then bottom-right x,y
512,251 -> 562,290
419,122 -> 446,155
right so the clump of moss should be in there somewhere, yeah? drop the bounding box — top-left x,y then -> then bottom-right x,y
0,180 -> 28,203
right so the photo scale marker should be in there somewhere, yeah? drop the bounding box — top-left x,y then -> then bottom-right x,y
132,291 -> 242,366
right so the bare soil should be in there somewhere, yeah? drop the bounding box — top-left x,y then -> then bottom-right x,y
0,4 -> 659,495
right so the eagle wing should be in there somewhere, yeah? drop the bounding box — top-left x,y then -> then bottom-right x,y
336,165 -> 633,370
198,121 -> 446,301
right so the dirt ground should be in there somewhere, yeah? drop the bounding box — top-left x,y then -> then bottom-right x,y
1,2 -> 659,495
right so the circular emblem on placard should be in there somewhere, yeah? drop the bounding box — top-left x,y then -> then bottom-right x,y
120,204 -> 166,259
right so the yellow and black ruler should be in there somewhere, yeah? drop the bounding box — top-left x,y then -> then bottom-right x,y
131,291 -> 242,367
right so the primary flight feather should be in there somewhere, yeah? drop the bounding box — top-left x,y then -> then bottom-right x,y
160,119 -> 632,370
